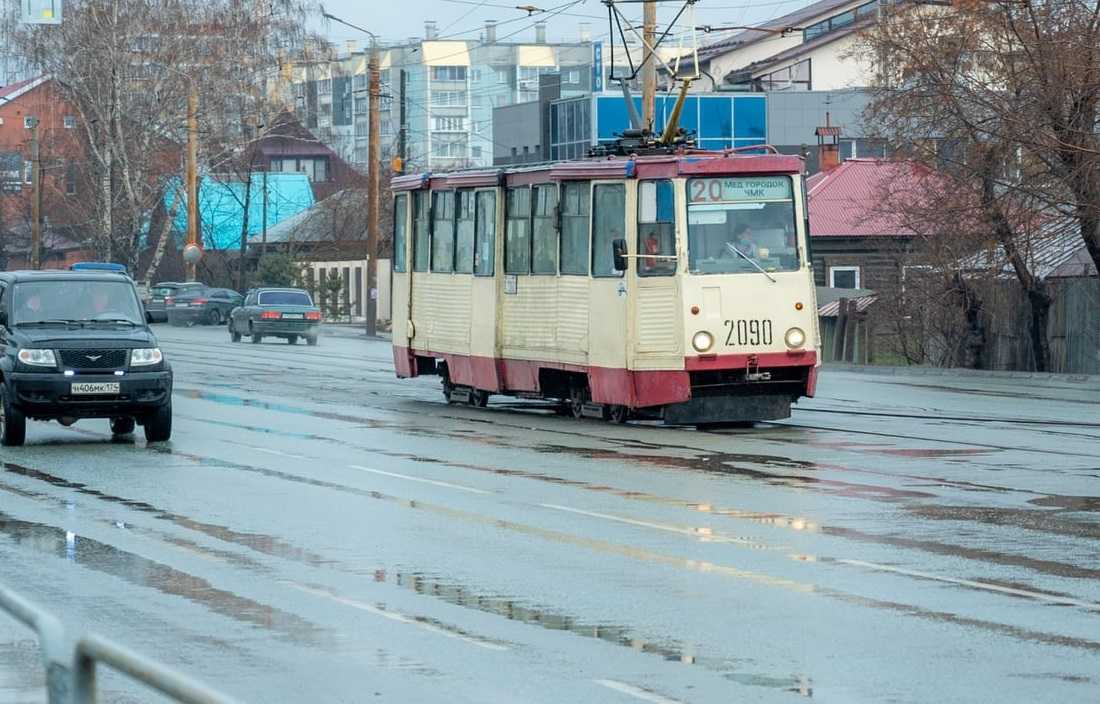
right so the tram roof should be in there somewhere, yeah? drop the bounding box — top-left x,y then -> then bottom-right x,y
391,151 -> 805,192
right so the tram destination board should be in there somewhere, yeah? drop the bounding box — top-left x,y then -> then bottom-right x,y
689,177 -> 793,203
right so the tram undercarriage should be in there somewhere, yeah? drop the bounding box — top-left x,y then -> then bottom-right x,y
422,355 -> 814,426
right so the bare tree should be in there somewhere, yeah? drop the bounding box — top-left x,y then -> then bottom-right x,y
4,0 -> 318,282
855,1 -> 1080,370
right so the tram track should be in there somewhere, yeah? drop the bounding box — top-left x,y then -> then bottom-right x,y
791,406 -> 1100,429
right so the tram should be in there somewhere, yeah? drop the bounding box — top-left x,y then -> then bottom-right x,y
389,145 -> 821,425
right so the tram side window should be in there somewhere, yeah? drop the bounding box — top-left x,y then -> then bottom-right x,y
432,191 -> 455,272
560,181 -> 590,275
592,183 -> 626,278
474,190 -> 497,276
455,190 -> 475,274
637,180 -> 676,277
393,194 -> 408,273
505,187 -> 532,274
412,191 -> 431,272
532,184 -> 559,275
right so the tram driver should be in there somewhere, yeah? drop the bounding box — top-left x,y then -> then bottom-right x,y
723,223 -> 759,260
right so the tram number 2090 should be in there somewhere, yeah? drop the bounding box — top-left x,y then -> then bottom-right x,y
724,319 -> 773,346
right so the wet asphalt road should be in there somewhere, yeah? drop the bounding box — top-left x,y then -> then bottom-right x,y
1,325 -> 1099,704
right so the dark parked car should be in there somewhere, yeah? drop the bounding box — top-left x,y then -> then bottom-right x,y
146,281 -> 205,323
0,270 -> 173,445
228,288 -> 321,345
166,287 -> 243,326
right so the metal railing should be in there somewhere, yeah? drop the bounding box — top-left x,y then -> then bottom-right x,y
0,584 -> 243,704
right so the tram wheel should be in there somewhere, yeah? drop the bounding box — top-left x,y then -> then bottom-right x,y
469,389 -> 489,408
569,388 -> 586,419
605,405 -> 629,424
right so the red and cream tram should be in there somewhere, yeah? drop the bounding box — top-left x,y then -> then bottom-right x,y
389,148 -> 821,424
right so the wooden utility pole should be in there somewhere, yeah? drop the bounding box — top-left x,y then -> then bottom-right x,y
29,119 -> 41,270
365,41 -> 381,336
642,0 -> 657,132
185,83 -> 199,282
261,168 -> 268,257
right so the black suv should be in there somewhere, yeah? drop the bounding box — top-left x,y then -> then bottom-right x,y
0,271 -> 173,446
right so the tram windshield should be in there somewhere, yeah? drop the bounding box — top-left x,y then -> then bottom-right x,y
686,176 -> 800,275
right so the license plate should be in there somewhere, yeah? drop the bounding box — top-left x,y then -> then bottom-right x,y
71,382 -> 120,395
281,313 -> 304,319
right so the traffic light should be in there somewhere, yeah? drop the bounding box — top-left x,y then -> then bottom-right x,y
21,0 -> 62,24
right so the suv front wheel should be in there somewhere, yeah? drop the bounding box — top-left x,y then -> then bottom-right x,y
144,401 -> 172,443
0,384 -> 26,447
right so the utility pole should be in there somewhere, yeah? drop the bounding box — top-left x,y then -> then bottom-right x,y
261,167 -> 268,257
29,119 -> 41,270
185,83 -> 199,282
642,0 -> 657,132
365,40 -> 381,336
397,69 -> 407,174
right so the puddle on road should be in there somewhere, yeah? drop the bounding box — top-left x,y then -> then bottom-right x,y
0,510 -> 321,642
909,504 -> 1100,540
383,568 -> 811,693
2,461 -> 332,568
1027,495 -> 1100,512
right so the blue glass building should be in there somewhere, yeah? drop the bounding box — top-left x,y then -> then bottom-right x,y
548,94 -> 768,160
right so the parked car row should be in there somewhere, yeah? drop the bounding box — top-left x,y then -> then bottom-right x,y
140,281 -> 323,345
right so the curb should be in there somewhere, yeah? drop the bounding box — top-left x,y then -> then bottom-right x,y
823,362 -> 1100,387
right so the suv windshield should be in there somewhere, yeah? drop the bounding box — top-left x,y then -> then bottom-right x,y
12,280 -> 144,325
258,291 -> 312,306
687,176 -> 800,275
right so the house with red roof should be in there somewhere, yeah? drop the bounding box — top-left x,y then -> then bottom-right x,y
0,76 -> 96,268
806,157 -> 933,292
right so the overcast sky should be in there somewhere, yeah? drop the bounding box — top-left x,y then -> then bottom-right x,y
315,0 -> 815,51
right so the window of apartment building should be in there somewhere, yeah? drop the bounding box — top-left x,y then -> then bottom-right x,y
353,74 -> 367,91
294,82 -> 305,97
63,115 -> 76,129
381,118 -> 393,136
565,69 -> 580,84
471,146 -> 482,159
471,69 -> 481,81
354,96 -> 368,114
380,69 -> 390,86
23,116 -> 35,129
24,161 -> 32,184
496,68 -> 510,84
431,137 -> 466,158
433,116 -> 465,131
318,78 -> 332,95
755,59 -> 811,92
828,266 -> 860,289
431,66 -> 467,81
431,90 -> 467,107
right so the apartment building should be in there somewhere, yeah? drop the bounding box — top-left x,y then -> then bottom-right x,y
290,21 -> 594,172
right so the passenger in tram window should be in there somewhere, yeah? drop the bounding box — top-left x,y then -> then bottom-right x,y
643,231 -> 660,270
641,229 -> 676,275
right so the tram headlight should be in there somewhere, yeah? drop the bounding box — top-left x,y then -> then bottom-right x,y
691,330 -> 714,353
784,327 -> 806,349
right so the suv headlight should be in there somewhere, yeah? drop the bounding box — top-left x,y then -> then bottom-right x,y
130,348 -> 163,366
18,349 -> 57,367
